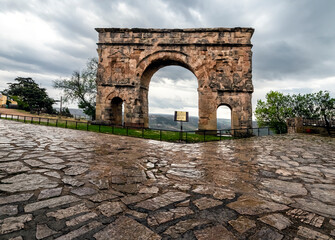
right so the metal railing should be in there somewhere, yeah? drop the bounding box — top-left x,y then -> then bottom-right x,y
0,113 -> 279,143
303,118 -> 335,127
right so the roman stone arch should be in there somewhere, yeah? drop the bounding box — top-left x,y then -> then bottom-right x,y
95,28 -> 254,131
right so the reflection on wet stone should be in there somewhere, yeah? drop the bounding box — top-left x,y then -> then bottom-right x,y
193,197 -> 222,210
1,120 -> 335,239
297,226 -> 333,240
167,167 -> 203,179
39,157 -> 64,164
148,207 -> 194,226
227,195 -> 289,215
0,193 -> 34,205
94,216 -> 161,240
292,198 -> 335,218
192,185 -> 235,200
121,194 -> 152,205
0,162 -> 30,174
0,174 -> 58,192
136,191 -> 190,210
307,184 -> 335,204
36,224 -> 57,239
64,166 -> 89,176
258,213 -> 292,230
97,201 -> 126,217
43,164 -> 66,170
25,195 -> 79,212
61,176 -> 84,187
89,192 -> 119,202
113,184 -> 140,194
126,210 -> 148,219
139,186 -> 159,194
199,207 -> 236,223
163,219 -> 210,238
0,214 -> 33,234
249,227 -> 283,240
229,216 -> 256,234
44,171 -> 61,178
194,224 -> 236,240
89,179 -> 109,189
0,205 -> 18,216
71,187 -> 97,196
24,159 -> 44,167
65,212 -> 98,227
9,236 -> 23,240
46,203 -> 89,219
38,187 -> 62,200
54,220 -> 102,240
286,209 -> 324,228
261,178 -> 307,197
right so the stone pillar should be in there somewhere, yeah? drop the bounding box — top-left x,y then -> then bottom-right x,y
287,117 -> 303,133
198,88 -> 218,131
140,88 -> 149,128
95,86 -> 103,121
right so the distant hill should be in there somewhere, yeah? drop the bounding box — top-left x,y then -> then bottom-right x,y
149,114 -> 258,130
149,114 -> 232,131
67,109 -> 257,130
68,109 -> 91,120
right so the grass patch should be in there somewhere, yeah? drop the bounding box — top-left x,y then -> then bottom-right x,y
0,114 -> 234,143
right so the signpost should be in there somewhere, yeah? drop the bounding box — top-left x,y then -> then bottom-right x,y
174,111 -> 189,140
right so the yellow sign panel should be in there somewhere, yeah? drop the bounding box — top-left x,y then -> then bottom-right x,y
174,111 -> 189,122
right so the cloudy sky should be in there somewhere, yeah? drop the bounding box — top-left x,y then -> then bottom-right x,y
1,0 -> 334,119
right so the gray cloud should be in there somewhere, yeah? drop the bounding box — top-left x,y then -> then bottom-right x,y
150,95 -> 197,109
151,66 -> 196,83
0,0 -> 334,113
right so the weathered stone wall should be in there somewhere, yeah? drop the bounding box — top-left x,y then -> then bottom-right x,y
287,117 -> 330,136
95,28 -> 254,130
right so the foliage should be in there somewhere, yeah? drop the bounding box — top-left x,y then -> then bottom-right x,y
2,77 -> 55,114
255,91 -> 292,133
255,90 -> 335,133
59,107 -> 73,118
53,58 -> 97,120
313,91 -> 335,121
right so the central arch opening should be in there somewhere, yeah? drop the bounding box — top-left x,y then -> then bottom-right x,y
146,66 -> 198,130
217,105 -> 232,130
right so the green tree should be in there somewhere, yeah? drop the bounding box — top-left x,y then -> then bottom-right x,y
291,93 -> 316,118
53,58 -> 97,120
255,91 -> 292,133
255,90 -> 335,133
59,107 -> 73,118
313,91 -> 335,121
2,77 -> 55,114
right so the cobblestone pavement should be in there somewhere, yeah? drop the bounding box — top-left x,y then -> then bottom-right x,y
0,119 -> 335,240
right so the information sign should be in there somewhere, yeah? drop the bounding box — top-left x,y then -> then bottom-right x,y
174,111 -> 189,122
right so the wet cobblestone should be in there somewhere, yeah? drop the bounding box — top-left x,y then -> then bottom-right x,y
0,119 -> 335,239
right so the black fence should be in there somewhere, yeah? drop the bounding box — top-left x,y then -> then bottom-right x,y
303,118 -> 335,127
0,113 -> 278,143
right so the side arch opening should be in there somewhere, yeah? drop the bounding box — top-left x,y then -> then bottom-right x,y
217,104 -> 232,130
110,97 -> 124,126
